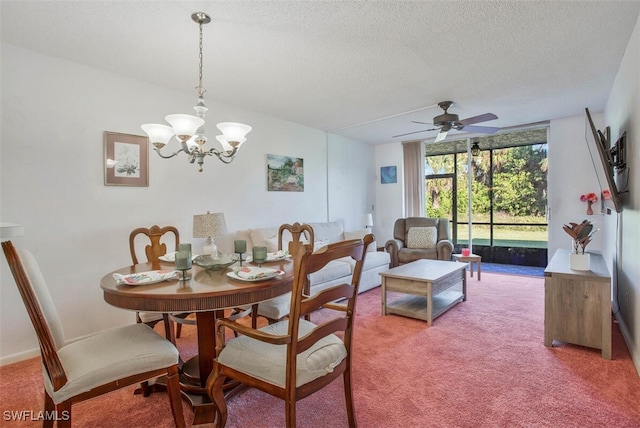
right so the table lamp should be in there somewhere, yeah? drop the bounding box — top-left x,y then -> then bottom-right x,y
362,213 -> 374,230
193,212 -> 227,259
1,222 -> 24,241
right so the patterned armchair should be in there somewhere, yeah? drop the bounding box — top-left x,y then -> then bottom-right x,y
385,217 -> 454,268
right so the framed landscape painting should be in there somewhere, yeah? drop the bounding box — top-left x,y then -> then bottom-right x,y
267,154 -> 304,192
104,131 -> 149,187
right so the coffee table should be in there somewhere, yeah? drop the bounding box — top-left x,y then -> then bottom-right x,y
380,259 -> 467,326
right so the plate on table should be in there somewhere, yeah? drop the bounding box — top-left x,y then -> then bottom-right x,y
158,252 -> 198,262
226,266 -> 285,282
236,250 -> 290,263
193,254 -> 236,270
113,270 -> 177,286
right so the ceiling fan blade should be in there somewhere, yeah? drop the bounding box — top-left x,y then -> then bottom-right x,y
458,113 -> 498,126
392,127 -> 439,138
411,120 -> 433,125
461,125 -> 500,134
434,130 -> 448,143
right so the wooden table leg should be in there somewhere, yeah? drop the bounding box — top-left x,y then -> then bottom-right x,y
196,311 -> 217,387
381,278 -> 387,315
426,283 -> 433,327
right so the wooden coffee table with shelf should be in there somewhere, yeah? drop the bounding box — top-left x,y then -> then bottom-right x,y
380,259 -> 467,326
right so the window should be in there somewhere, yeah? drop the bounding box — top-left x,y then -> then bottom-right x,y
424,128 -> 548,265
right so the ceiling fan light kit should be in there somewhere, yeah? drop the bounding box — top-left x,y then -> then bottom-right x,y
393,100 -> 499,142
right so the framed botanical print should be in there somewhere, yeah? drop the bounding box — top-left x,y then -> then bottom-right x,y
104,131 -> 149,187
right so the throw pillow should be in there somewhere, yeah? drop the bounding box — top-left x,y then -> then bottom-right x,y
343,229 -> 377,252
313,239 -> 330,252
406,227 -> 437,249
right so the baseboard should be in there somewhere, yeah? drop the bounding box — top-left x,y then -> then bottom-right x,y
614,310 -> 640,377
0,347 -> 39,366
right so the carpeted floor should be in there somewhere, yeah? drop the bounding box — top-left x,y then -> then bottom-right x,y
481,262 -> 545,277
1,272 -> 638,427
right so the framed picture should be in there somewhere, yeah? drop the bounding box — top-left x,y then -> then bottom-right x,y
104,131 -> 149,187
267,154 -> 304,192
380,165 -> 397,184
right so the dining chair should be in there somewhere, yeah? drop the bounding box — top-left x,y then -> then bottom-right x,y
129,225 -> 193,340
255,222 -> 315,324
206,234 -> 374,428
1,240 -> 186,428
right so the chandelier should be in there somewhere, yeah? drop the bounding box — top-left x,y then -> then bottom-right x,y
141,12 -> 252,172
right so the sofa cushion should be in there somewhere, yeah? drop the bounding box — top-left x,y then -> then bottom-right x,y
308,259 -> 352,285
406,226 -> 437,249
343,229 -> 376,252
215,229 -> 252,255
398,248 -> 438,264
338,251 -> 390,273
249,227 -> 280,252
308,221 -> 344,244
313,239 -> 330,252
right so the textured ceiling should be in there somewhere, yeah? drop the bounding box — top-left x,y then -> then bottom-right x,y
2,1 -> 639,144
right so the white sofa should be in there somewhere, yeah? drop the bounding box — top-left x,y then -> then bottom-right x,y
215,221 -> 390,320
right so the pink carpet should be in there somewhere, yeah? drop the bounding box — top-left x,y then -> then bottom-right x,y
1,272 -> 639,427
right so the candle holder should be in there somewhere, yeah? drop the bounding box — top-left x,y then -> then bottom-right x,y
175,248 -> 192,281
252,246 -> 267,268
234,240 -> 247,266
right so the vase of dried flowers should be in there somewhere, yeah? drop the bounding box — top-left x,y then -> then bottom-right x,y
563,219 -> 598,271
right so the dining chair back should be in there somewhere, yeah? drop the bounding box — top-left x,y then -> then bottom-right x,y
277,222 -> 315,255
129,225 -> 194,341
129,224 -> 180,265
1,240 -> 185,427
256,223 -> 315,324
207,234 -> 374,428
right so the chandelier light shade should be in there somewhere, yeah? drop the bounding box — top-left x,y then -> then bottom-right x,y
141,12 -> 252,172
193,211 -> 227,258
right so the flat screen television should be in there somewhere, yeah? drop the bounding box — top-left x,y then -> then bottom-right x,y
584,108 -> 625,213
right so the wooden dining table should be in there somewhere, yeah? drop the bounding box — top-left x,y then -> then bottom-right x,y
100,258 -> 294,425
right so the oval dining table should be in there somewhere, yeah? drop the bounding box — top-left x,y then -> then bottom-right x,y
100,259 -> 294,425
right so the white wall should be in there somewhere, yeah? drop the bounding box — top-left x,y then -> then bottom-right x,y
604,13 -> 640,374
0,43 -> 373,363
547,114 -> 607,257
374,143 -> 404,243
327,134 -> 375,231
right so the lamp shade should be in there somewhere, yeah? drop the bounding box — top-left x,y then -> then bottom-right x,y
362,213 -> 374,228
193,212 -> 227,239
166,114 -> 205,137
0,222 -> 24,239
141,123 -> 175,145
215,135 -> 236,152
216,122 -> 252,143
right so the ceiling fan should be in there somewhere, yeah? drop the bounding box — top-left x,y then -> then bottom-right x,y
393,101 -> 499,142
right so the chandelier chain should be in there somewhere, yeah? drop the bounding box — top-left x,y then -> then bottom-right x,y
196,20 -> 206,97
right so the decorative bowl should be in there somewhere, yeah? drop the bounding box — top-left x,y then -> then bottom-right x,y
193,254 -> 236,271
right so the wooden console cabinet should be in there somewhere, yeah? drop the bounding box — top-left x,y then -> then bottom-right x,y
544,249 -> 612,359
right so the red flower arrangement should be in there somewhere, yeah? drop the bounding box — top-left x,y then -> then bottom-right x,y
580,192 -> 598,215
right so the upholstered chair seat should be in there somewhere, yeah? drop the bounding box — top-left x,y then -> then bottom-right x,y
216,319 -> 347,388
45,323 -> 179,404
